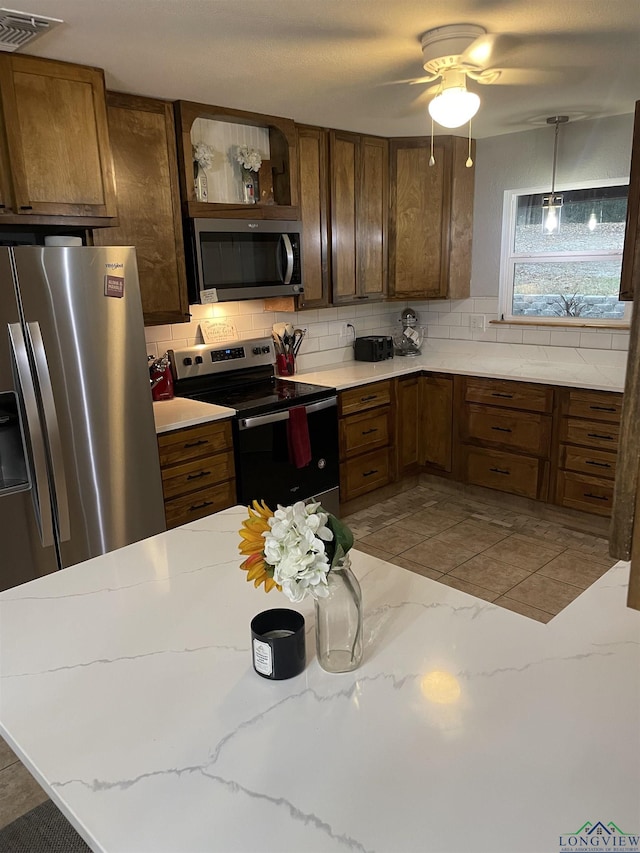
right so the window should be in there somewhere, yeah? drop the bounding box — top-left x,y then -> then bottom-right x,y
499,181 -> 630,323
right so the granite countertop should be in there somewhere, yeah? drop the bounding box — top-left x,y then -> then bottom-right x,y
0,506 -> 638,853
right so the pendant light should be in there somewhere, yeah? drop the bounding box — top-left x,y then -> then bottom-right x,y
542,115 -> 568,233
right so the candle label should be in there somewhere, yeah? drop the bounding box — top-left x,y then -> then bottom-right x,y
253,638 -> 273,676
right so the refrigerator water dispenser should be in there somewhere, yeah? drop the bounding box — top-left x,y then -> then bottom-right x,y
0,392 -> 29,495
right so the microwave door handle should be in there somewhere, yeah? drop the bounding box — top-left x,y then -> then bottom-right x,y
26,322 -> 71,542
280,234 -> 294,285
8,323 -> 55,548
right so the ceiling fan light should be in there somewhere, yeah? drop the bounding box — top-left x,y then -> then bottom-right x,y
428,87 -> 480,128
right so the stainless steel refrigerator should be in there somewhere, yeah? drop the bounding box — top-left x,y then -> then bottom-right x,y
0,246 -> 166,591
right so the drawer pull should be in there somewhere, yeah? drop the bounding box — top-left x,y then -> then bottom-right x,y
491,392 -> 513,399
187,470 -> 211,480
360,395 -> 377,403
589,405 -> 616,413
361,428 -> 378,436
189,500 -> 214,511
489,467 -> 510,475
184,438 -> 209,448
587,432 -> 614,441
491,426 -> 512,433
19,205 -> 33,210
362,469 -> 379,477
585,460 -> 612,469
583,492 -> 609,501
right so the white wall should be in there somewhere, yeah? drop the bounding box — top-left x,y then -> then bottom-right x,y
145,113 -> 635,368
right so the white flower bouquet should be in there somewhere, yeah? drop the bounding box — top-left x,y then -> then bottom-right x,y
238,500 -> 354,602
236,145 -> 262,172
192,141 -> 214,171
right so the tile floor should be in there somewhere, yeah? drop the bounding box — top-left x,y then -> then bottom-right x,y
344,479 -> 617,623
0,479 -> 619,832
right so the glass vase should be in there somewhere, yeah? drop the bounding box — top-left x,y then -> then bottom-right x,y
193,162 -> 208,202
315,555 -> 363,673
241,167 -> 258,204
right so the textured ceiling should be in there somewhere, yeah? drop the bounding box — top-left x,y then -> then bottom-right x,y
21,0 -> 640,138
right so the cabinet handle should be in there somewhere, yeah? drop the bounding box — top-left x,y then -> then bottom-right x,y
491,426 -> 512,433
355,296 -> 369,300
187,470 -> 211,480
587,433 -> 614,441
361,428 -> 378,435
491,392 -> 513,399
0,204 -> 5,209
489,467 -> 510,475
360,395 -> 377,402
184,438 -> 209,448
589,405 -> 616,412
583,492 -> 608,501
19,205 -> 33,210
362,469 -> 379,477
585,460 -> 612,469
189,500 -> 214,511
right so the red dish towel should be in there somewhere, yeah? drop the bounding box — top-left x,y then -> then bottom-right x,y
287,406 -> 312,468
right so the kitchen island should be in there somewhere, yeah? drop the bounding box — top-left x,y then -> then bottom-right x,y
1,506 -> 638,853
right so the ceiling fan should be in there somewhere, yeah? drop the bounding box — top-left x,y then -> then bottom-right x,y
407,24 -> 516,128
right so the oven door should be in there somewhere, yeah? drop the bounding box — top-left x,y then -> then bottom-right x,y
234,397 -> 338,511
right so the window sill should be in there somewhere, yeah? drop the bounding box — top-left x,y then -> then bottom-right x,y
491,319 -> 631,330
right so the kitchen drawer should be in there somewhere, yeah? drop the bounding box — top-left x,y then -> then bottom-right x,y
462,404 -> 551,455
566,390 -> 623,423
463,446 -> 541,500
559,445 -> 617,480
463,377 -> 553,413
339,381 -> 391,417
161,450 -> 235,500
561,419 -> 619,451
340,447 -> 391,501
164,480 -> 237,529
556,471 -> 614,517
158,420 -> 233,467
340,407 -> 391,457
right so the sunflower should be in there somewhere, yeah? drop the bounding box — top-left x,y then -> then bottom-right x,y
238,500 -> 281,592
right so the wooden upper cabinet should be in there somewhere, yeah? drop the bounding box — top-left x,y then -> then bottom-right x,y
296,125 -> 330,309
330,130 -> 388,304
620,100 -> 640,301
92,93 -> 189,326
388,136 -> 474,300
0,53 -> 117,223
174,100 -> 299,220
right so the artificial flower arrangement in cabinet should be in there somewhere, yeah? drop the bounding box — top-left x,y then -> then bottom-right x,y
235,145 -> 262,204
239,500 -> 363,672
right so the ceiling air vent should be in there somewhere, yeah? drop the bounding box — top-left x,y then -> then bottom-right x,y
0,7 -> 62,52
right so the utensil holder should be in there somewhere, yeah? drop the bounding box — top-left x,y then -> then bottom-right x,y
276,353 -> 295,376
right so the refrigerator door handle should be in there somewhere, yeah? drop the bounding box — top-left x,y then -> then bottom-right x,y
8,323 -> 55,548
26,322 -> 71,543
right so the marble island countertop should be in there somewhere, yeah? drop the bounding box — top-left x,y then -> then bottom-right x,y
0,506 -> 638,853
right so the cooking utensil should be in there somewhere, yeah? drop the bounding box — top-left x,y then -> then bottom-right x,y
292,328 -> 307,356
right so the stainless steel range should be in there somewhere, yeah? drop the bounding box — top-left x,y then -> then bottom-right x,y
169,338 -> 339,514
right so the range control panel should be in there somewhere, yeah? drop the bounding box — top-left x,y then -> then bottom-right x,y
169,337 -> 274,380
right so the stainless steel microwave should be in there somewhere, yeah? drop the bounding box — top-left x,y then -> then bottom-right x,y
186,218 -> 304,304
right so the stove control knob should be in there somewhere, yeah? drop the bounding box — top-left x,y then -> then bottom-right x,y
195,356 -> 203,364
183,357 -> 193,366
252,347 -> 261,355
261,346 -> 270,354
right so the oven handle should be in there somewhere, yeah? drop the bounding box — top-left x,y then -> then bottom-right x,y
238,396 -> 337,430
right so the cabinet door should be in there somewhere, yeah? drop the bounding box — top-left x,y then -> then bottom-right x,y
296,125 -> 330,309
0,54 -> 116,219
330,130 -> 358,303
93,93 -> 189,325
395,375 -> 420,476
388,136 -> 474,300
620,100 -> 640,301
420,374 -> 453,472
358,135 -> 388,299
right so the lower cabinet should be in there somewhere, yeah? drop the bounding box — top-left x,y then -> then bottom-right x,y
339,380 -> 392,501
157,420 -> 236,529
420,373 -> 453,473
553,388 -> 622,516
394,375 -> 420,477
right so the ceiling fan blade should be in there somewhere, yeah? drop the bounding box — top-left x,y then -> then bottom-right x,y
460,33 -> 522,71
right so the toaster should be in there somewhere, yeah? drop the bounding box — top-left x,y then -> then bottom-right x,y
354,336 -> 394,362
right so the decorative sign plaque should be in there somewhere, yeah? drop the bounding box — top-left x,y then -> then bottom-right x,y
200,319 -> 238,344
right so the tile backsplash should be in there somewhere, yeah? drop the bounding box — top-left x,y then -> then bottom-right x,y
145,296 -> 630,372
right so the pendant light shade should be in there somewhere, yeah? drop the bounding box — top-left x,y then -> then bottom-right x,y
428,69 -> 480,129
